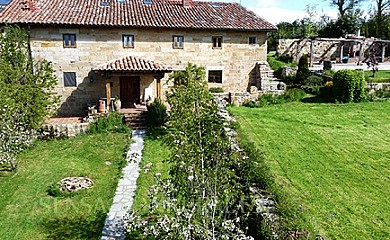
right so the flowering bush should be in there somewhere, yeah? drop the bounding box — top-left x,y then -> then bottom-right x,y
126,63 -> 255,239
0,25 -> 57,169
0,105 -> 34,169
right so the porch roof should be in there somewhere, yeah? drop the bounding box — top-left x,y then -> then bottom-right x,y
93,56 -> 172,73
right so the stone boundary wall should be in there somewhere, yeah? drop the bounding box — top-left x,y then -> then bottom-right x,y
213,90 -> 284,106
277,38 -> 375,62
366,82 -> 390,91
40,122 -> 90,138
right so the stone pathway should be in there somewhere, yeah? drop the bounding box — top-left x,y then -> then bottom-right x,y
101,129 -> 146,240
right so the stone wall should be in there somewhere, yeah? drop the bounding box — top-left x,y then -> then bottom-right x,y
277,38 -> 375,62
40,122 -> 90,138
30,26 -> 268,115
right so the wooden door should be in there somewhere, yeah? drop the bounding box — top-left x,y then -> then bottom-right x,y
120,76 -> 140,108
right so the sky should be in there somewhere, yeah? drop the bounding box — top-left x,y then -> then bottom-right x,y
217,0 -> 373,24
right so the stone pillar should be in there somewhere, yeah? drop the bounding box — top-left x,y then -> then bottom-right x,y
340,42 -> 344,62
381,44 -> 386,63
310,39 -> 314,67
358,41 -> 364,64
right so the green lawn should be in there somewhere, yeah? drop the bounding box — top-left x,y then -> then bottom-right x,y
131,133 -> 169,215
365,70 -> 390,83
229,102 -> 390,239
0,133 -> 129,240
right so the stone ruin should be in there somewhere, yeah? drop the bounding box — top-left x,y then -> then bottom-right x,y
59,177 -> 94,193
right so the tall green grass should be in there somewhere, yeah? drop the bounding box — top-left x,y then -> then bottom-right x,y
229,102 -> 390,239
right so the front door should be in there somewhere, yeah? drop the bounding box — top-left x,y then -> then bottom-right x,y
120,76 -> 140,108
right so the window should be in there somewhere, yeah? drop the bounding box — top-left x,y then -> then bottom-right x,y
249,36 -> 256,45
63,34 -> 76,48
63,72 -> 77,87
212,36 -> 222,49
123,35 -> 134,48
208,70 -> 222,83
173,35 -> 184,49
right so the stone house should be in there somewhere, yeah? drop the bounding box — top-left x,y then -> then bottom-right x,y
0,0 -> 277,116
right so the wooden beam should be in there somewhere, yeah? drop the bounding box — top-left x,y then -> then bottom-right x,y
157,78 -> 162,99
106,80 -> 111,111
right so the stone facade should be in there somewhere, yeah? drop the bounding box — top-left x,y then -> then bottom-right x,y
29,26 -> 268,116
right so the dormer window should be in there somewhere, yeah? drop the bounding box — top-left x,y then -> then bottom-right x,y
63,34 -> 76,48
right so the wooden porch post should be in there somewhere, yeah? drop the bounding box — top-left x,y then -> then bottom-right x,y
156,78 -> 162,99
106,80 -> 111,110
340,42 -> 344,62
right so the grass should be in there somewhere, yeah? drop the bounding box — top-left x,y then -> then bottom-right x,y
365,70 -> 390,83
0,133 -> 129,240
229,102 -> 390,239
267,51 -> 297,71
131,133 -> 170,215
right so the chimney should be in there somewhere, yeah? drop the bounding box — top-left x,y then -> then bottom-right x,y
182,0 -> 192,7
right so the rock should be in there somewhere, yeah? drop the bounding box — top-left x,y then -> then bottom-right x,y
59,177 -> 94,193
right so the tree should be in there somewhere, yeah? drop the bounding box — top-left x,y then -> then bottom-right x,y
328,0 -> 366,17
374,0 -> 390,38
0,25 -> 58,169
127,64 -> 254,239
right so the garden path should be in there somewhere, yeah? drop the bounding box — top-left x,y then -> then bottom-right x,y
101,129 -> 146,240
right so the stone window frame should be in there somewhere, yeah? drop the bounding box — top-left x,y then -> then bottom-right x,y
208,70 -> 223,83
172,35 -> 184,49
63,72 -> 77,87
249,36 -> 256,45
123,34 -> 134,48
63,34 -> 76,48
212,36 -> 223,49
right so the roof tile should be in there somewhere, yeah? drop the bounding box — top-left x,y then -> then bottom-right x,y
94,55 -> 173,72
0,0 -> 277,31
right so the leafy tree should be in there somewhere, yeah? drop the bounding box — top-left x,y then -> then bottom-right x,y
0,25 -> 58,169
127,63 -> 254,239
328,0 -> 366,17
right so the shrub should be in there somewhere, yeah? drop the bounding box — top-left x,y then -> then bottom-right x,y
319,81 -> 334,101
283,88 -> 306,102
367,89 -> 390,102
87,112 -> 130,134
295,54 -> 311,86
209,87 -> 224,93
146,98 -> 168,128
333,70 -> 366,103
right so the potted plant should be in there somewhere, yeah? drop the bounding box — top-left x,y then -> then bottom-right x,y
114,95 -> 121,111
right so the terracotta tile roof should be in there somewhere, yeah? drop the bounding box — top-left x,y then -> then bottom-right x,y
0,0 -> 277,31
94,56 -> 172,72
